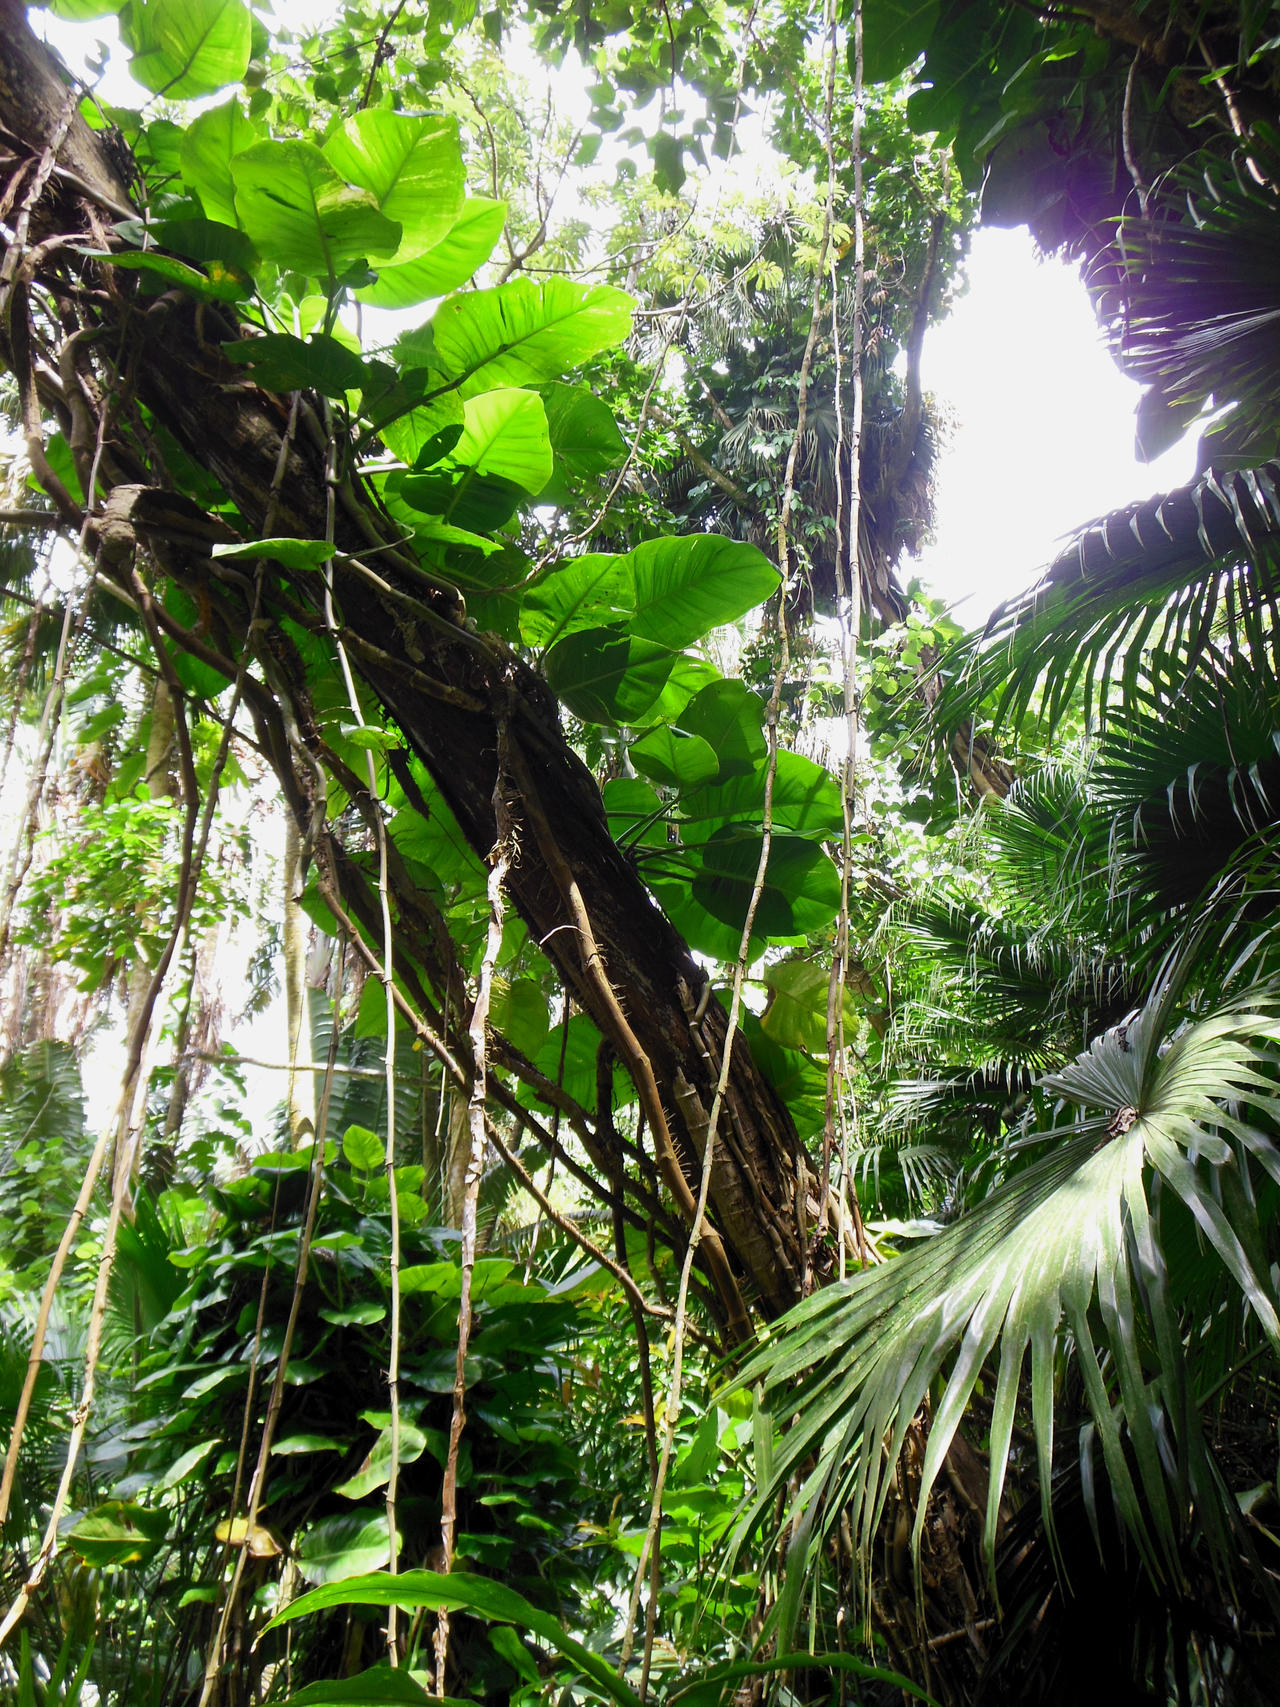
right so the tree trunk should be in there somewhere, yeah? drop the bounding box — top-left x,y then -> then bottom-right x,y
0,1 -> 814,1327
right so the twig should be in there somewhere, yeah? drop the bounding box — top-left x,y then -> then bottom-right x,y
358,0 -> 409,110
822,0 -> 870,1275
434,701 -> 512,1696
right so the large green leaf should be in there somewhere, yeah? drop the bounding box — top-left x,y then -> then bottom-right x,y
322,111 -> 464,264
519,554 -> 633,649
521,536 -> 778,655
544,627 -> 674,724
267,1571 -> 641,1707
675,679 -> 766,776
690,829 -> 842,941
46,0 -> 119,15
230,141 -> 401,278
602,778 -> 670,850
760,958 -> 860,1054
357,198 -> 507,308
221,333 -> 367,397
126,0 -> 251,99
488,977 -> 551,1059
81,244 -> 251,303
671,1652 -> 936,1707
629,724 -> 720,788
858,0 -> 939,84
536,381 -> 628,476
430,278 -> 633,398
333,1420 -> 427,1500
453,388 -> 552,493
66,1501 -> 169,1568
681,750 -> 845,838
275,1666 -> 448,1707
180,97 -> 262,226
296,1514 -> 397,1585
655,830 -> 841,958
628,536 -> 779,649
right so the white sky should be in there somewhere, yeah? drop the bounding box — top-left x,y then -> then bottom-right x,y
913,225 -> 1198,623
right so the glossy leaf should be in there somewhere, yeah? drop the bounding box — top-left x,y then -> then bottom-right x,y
676,679 -> 766,776
333,1420 -> 427,1500
629,724 -> 720,788
655,830 -> 841,958
274,1665 -> 444,1707
430,277 -> 633,398
296,1513 -> 397,1586
690,829 -> 841,940
859,0 -> 939,84
150,215 -> 259,272
357,198 -> 508,308
681,750 -> 845,838
66,1501 -> 169,1568
221,333 -> 367,398
761,958 -> 858,1054
126,0 -> 252,99
628,536 -> 779,649
230,141 -> 401,278
522,536 -> 778,655
519,553 -> 632,649
453,388 -> 552,493
268,1571 -> 641,1707
544,626 -> 674,724
180,97 -> 262,226
536,381 -> 628,475
342,1122 -> 383,1170
211,536 -> 336,568
322,111 -> 464,263
489,977 -> 551,1060
603,778 -> 669,850
81,245 -> 251,302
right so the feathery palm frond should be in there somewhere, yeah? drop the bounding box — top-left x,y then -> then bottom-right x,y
936,462 -> 1280,734
728,949 -> 1280,1639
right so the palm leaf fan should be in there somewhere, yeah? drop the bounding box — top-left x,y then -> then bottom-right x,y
1109,134 -> 1280,467
725,946 -> 1280,1641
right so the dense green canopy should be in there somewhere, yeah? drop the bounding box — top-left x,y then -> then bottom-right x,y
0,0 -> 1279,1703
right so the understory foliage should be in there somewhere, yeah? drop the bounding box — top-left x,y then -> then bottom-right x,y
2,0 -> 1280,1705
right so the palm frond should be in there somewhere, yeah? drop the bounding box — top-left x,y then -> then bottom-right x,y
936,462 -> 1280,734
728,953 -> 1280,1633
1090,642 -> 1280,919
1109,135 -> 1280,466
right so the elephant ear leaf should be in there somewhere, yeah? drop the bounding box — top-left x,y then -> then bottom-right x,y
429,278 -> 634,396
125,0 -> 252,100
231,141 -> 401,278
323,111 -> 464,262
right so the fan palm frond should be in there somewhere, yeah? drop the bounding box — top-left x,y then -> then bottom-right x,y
1110,134 -> 1280,466
728,949 -> 1280,1639
1089,642 -> 1280,927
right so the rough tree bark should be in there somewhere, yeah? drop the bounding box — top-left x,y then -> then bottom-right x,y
0,0 -> 816,1329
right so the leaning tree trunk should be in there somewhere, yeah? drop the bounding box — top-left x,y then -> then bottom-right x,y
0,0 -> 816,1329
